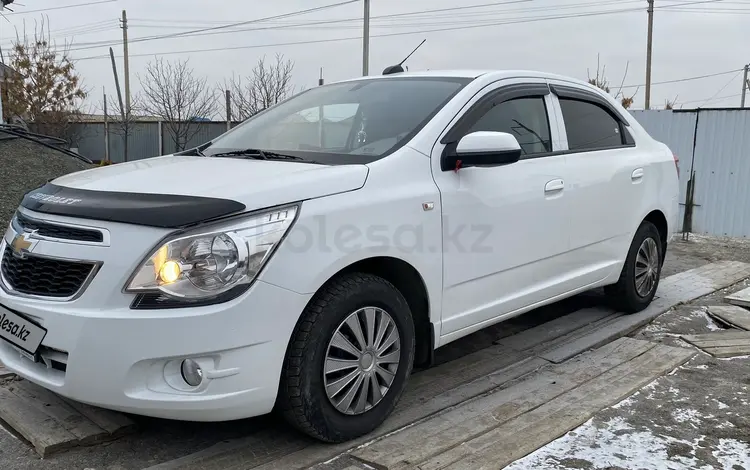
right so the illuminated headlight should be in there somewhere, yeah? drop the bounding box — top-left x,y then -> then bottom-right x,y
126,205 -> 298,299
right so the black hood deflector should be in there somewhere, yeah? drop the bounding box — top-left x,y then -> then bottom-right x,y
21,183 -> 247,228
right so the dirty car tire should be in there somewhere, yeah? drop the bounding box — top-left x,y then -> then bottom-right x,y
606,221 -> 663,314
278,272 -> 415,442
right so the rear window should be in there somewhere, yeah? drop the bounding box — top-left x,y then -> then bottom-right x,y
559,98 -> 625,151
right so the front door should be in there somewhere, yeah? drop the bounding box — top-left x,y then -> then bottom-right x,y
431,79 -> 571,337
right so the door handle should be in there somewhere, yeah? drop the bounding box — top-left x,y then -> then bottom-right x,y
631,168 -> 644,181
545,179 -> 564,193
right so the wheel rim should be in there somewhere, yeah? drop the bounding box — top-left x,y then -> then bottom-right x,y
323,307 -> 401,415
635,237 -> 659,297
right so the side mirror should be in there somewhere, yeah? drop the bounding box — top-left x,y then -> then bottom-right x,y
441,131 -> 522,172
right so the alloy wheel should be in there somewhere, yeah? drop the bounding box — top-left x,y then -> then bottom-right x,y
635,237 -> 659,297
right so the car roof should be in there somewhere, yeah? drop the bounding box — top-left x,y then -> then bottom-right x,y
337,69 -> 593,88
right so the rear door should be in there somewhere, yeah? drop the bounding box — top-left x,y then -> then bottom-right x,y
547,82 -> 646,285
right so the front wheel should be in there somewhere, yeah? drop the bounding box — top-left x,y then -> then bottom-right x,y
605,221 -> 663,314
278,273 -> 415,442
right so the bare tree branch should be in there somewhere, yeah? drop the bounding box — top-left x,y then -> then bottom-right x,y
587,54 -> 638,109
138,57 -> 216,151
222,53 -> 298,121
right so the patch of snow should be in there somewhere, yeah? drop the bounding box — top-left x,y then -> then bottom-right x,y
672,408 -> 703,427
714,438 -> 750,468
642,321 -> 673,333
693,364 -> 709,370
506,417 -> 715,470
714,399 -> 729,410
0,422 -> 17,440
719,355 -> 750,361
694,308 -> 723,331
611,394 -> 640,409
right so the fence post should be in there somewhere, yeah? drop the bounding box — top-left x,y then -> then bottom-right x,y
158,120 -> 163,155
103,88 -> 110,163
226,90 -> 231,132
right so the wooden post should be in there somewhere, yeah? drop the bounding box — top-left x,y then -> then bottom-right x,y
103,87 -> 110,163
226,90 -> 231,131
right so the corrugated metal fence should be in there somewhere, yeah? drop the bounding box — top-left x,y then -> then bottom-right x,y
631,108 -> 750,237
71,121 -> 236,163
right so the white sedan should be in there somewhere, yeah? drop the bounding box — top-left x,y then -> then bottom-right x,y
0,69 -> 679,443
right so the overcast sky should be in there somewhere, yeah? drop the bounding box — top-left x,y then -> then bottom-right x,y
0,0 -> 747,112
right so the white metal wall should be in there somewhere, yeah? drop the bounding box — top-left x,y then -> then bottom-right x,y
632,109 -> 750,237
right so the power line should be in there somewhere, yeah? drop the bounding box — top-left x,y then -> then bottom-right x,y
3,0 -> 116,15
123,0 -> 702,25
125,0 -> 361,46
663,7 -> 750,13
65,0 -> 719,54
54,0 -> 360,52
620,69 -> 745,89
125,0 -> 642,31
67,3 -> 650,54
0,20 -> 118,45
65,0 -> 531,51
675,93 -> 743,106
127,0 -> 644,33
696,70 -> 744,108
3,0 -> 713,53
72,6 -> 657,61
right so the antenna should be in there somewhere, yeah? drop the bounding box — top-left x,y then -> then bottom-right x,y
383,39 -> 426,75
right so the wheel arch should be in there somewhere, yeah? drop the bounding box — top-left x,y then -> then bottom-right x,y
643,209 -> 669,264
307,256 -> 434,368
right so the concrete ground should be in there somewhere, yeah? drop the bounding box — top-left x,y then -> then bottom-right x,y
0,234 -> 748,469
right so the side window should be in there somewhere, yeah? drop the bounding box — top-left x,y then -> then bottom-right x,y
559,98 -> 625,151
466,97 -> 552,157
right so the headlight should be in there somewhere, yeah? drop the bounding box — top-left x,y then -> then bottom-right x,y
125,205 -> 298,299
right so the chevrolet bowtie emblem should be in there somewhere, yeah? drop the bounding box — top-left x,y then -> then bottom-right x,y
10,231 -> 37,259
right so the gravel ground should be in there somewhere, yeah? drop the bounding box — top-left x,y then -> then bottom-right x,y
0,138 -> 92,227
664,233 -> 750,277
510,237 -> 750,470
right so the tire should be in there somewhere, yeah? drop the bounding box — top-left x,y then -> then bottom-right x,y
605,221 -> 663,314
277,272 -> 416,442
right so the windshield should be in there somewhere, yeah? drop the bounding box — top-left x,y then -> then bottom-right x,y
204,76 -> 471,164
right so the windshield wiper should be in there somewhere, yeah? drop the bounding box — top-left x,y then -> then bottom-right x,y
210,148 -> 304,161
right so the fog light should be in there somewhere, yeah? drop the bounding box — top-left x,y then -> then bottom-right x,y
181,359 -> 203,387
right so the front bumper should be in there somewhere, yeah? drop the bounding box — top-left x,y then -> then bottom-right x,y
0,209 -> 312,421
0,279 -> 311,421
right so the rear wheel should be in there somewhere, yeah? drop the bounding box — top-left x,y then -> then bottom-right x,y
605,221 -> 663,313
278,273 -> 415,442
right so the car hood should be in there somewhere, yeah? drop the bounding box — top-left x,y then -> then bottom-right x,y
20,155 -> 369,228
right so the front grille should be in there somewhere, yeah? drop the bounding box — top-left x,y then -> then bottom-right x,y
1,248 -> 96,298
15,213 -> 104,243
